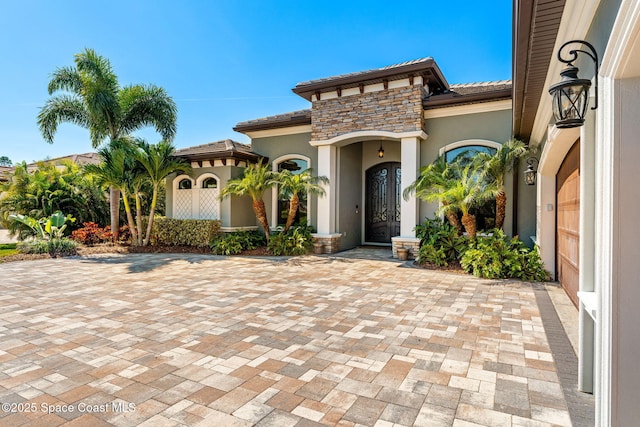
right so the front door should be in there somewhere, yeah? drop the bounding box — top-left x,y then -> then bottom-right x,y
365,162 -> 401,243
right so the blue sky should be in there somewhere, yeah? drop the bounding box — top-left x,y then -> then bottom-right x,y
0,0 -> 512,164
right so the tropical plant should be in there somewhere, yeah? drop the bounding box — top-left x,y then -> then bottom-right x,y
267,226 -> 314,256
37,48 -> 177,239
8,211 -> 75,240
134,140 -> 191,245
419,162 -> 496,239
403,155 -> 464,235
70,222 -> 113,245
84,140 -> 140,243
211,230 -> 266,255
0,161 -> 109,236
415,217 -> 468,266
478,138 -> 528,229
221,161 -> 275,242
460,229 -> 550,281
271,169 -> 328,232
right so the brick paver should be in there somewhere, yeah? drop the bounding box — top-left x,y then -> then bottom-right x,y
0,251 -> 590,426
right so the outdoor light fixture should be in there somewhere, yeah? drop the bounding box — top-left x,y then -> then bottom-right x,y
524,157 -> 539,186
378,143 -> 384,158
548,40 -> 598,128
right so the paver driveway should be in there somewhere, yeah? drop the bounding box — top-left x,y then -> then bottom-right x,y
0,251 -> 583,426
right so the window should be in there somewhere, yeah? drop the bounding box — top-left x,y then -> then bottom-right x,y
445,144 -> 497,231
276,158 -> 309,227
201,177 -> 217,189
178,179 -> 192,190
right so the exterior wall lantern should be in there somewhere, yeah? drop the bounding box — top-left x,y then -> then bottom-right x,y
548,40 -> 598,128
378,143 -> 384,158
524,157 -> 539,186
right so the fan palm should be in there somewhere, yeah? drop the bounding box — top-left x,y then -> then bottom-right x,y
403,155 -> 464,235
221,161 -> 275,242
478,138 -> 527,229
272,169 -> 328,232
134,140 -> 191,246
37,48 -> 177,239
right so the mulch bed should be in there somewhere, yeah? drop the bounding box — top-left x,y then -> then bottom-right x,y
415,259 -> 466,274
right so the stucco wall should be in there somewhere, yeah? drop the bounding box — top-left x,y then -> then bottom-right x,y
251,132 -> 319,229
166,166 -> 256,228
418,109 -> 528,237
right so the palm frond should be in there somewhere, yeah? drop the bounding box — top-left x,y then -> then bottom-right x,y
119,85 -> 178,141
37,95 -> 90,143
47,66 -> 83,95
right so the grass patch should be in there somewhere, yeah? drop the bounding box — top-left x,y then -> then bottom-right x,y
0,243 -> 19,259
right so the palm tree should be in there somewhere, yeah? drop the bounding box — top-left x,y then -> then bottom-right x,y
221,161 -> 275,242
37,48 -> 177,239
478,138 -> 527,230
84,141 -> 140,244
135,140 -> 191,246
271,169 -> 328,233
403,155 -> 464,235
429,163 -> 496,239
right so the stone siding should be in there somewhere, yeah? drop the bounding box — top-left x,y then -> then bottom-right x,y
311,86 -> 424,141
312,234 -> 341,254
391,237 -> 421,259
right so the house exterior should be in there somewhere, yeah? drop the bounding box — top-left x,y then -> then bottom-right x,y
170,57 -> 535,256
514,0 -> 640,424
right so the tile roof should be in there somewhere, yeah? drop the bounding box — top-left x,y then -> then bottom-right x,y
234,110 -> 312,133
423,80 -> 512,109
295,57 -> 437,87
449,80 -> 513,95
173,139 -> 263,162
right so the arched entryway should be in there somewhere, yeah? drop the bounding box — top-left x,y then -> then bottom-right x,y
365,162 -> 401,243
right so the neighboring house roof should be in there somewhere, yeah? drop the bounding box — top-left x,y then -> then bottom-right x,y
234,110 -> 312,133
25,152 -> 102,172
512,0 -> 567,142
423,80 -> 513,109
292,57 -> 449,101
0,166 -> 13,182
173,139 -> 264,163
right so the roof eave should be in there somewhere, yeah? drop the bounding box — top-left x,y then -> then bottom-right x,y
234,116 -> 312,134
423,89 -> 513,109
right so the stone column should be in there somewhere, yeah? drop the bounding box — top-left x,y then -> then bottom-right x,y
392,136 -> 421,258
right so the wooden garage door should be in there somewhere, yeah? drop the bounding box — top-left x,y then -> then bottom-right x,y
556,140 -> 580,307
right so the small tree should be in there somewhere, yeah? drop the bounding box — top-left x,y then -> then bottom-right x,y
221,161 -> 275,242
0,156 -> 11,166
478,138 -> 528,230
272,169 -> 328,232
403,155 -> 464,235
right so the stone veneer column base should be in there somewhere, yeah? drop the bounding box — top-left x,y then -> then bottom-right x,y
391,237 -> 421,259
312,233 -> 342,254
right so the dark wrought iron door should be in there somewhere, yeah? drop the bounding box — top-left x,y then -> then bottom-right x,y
365,162 -> 401,243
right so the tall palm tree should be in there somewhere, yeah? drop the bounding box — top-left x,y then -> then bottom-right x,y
422,163 -> 496,239
478,138 -> 527,230
221,161 -> 275,242
271,169 -> 328,233
37,48 -> 177,239
135,140 -> 191,246
403,155 -> 464,235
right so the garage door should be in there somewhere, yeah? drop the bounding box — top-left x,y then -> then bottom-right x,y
556,140 -> 580,307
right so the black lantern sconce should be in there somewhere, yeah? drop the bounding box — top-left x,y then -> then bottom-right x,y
524,157 -> 539,186
548,40 -> 598,128
378,143 -> 384,158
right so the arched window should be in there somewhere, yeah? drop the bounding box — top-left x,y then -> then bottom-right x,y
201,177 -> 218,189
272,155 -> 310,227
178,179 -> 192,190
440,140 -> 501,231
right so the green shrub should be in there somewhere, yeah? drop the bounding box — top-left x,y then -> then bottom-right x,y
18,238 -> 77,258
150,218 -> 221,247
416,217 -> 468,266
460,229 -> 550,281
267,226 -> 314,256
211,230 -> 265,255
